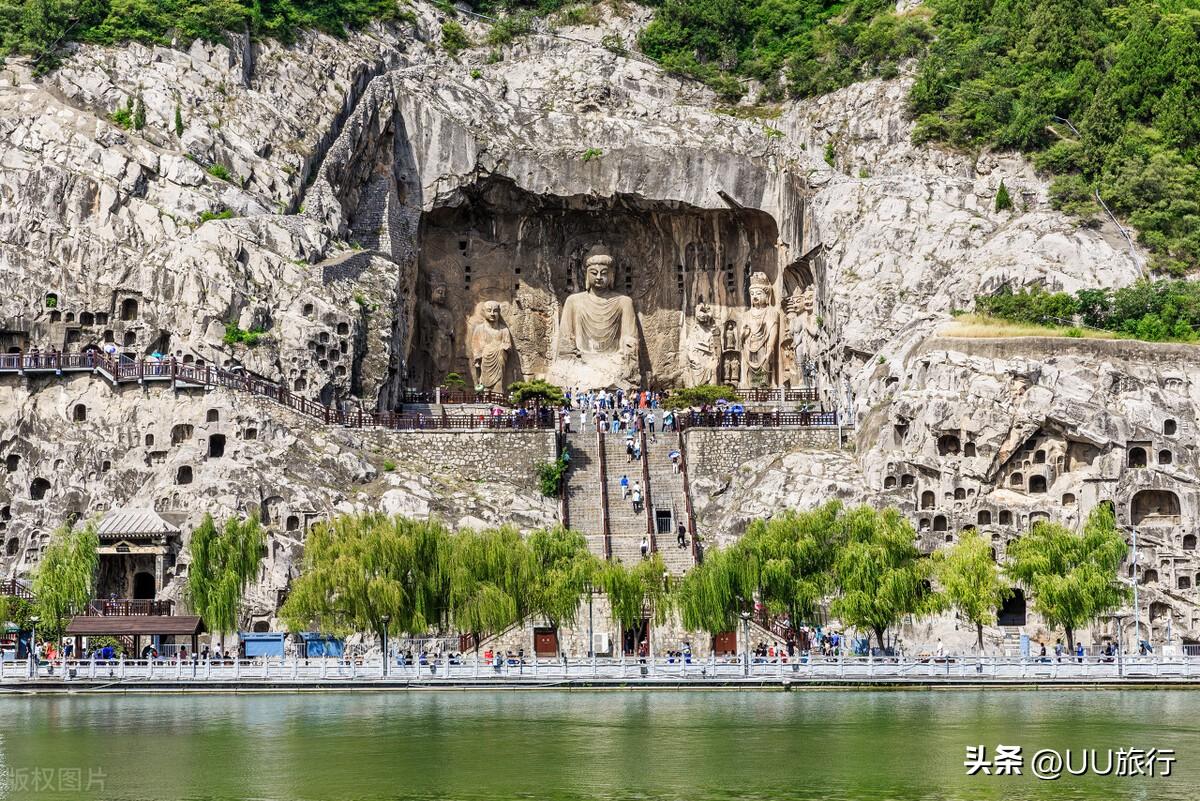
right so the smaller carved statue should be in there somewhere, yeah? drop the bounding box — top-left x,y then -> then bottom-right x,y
785,284 -> 819,388
419,281 -> 457,386
468,301 -> 513,393
684,302 -> 720,387
740,272 -> 781,389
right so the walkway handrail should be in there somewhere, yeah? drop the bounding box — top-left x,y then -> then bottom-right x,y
11,652 -> 1200,684
677,409 -> 838,430
639,428 -> 655,552
0,350 -> 556,432
596,423 -> 612,561
84,598 -> 174,617
676,431 -> 699,564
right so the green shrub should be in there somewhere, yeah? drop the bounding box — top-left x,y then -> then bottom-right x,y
382,460 -> 397,472
535,452 -> 570,498
486,11 -> 534,47
206,163 -> 233,182
223,323 -> 267,347
441,21 -> 471,56
823,141 -> 835,167
132,96 -> 146,130
600,32 -> 626,55
994,180 -> 1012,212
111,106 -> 133,129
198,209 -> 234,224
470,68 -> 483,80
581,147 -> 603,163
174,104 -> 184,137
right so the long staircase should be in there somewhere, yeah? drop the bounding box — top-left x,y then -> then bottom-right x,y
562,432 -> 609,559
606,432 -> 648,565
562,424 -> 698,575
644,432 -> 695,576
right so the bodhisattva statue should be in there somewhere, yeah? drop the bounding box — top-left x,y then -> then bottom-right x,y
469,301 -> 513,393
740,272 -> 780,389
546,253 -> 640,388
785,285 -> 819,388
421,282 -> 456,386
684,302 -> 720,386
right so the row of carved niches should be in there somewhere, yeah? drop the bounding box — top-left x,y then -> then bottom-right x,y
406,179 -> 819,390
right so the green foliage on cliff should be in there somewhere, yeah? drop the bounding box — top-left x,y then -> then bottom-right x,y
0,0 -> 412,65
976,279 -> 1200,342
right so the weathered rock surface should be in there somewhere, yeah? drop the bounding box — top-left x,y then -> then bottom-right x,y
0,2 -> 1189,648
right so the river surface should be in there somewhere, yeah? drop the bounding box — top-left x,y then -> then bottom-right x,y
0,689 -> 1196,800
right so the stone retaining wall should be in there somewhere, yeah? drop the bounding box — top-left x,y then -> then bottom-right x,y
378,429 -> 557,489
685,428 -> 843,483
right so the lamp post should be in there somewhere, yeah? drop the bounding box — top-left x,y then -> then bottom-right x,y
1127,525 -> 1141,651
380,615 -> 391,679
1112,612 -> 1126,678
740,611 -> 751,678
28,615 -> 39,677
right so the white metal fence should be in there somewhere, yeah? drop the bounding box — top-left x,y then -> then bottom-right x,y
8,653 -> 1200,684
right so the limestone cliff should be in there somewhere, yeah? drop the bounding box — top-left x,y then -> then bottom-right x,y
0,2 -> 1189,646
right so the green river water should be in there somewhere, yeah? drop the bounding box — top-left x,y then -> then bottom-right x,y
0,690 -> 1196,800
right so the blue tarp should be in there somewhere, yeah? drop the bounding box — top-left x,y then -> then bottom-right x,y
300,633 -> 343,658
239,632 -> 286,658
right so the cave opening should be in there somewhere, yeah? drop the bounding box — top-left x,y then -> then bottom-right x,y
409,177 -> 792,390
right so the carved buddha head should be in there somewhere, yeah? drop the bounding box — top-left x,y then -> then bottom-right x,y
432,284 -> 448,305
748,272 -> 773,308
585,255 -> 615,292
482,301 -> 501,323
696,302 -> 714,326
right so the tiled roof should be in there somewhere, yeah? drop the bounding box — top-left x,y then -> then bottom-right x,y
96,508 -> 181,537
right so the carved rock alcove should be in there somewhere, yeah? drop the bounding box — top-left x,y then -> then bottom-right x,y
409,177 -> 781,389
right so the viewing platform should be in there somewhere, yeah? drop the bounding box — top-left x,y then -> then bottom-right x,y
0,350 -> 844,432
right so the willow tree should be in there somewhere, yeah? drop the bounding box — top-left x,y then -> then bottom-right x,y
187,514 -> 265,644
32,520 -> 99,637
743,502 -> 844,628
933,529 -> 1011,653
280,514 -> 450,648
598,554 -> 672,654
447,526 -> 532,650
526,526 -> 600,631
831,505 -> 937,652
675,544 -> 755,635
1006,504 -> 1129,651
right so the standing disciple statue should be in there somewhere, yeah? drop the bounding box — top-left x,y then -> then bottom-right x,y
547,252 -> 640,387
469,301 -> 513,393
740,272 -> 780,388
684,301 -> 720,387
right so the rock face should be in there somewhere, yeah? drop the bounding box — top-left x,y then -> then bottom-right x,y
0,2 -> 1191,648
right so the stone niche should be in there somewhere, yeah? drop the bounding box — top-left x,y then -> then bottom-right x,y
408,177 -> 784,389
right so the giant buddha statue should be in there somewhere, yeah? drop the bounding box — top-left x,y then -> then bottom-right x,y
546,252 -> 640,388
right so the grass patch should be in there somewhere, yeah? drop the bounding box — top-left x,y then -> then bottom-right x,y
941,314 -> 1131,341
198,209 -> 235,224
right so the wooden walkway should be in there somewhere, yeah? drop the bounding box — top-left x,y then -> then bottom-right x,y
0,351 -> 555,431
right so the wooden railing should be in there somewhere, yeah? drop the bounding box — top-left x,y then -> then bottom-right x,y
402,389 -> 512,406
676,431 -> 699,564
639,428 -> 656,553
676,410 -> 838,429
85,598 -> 175,617
0,578 -> 34,600
596,424 -> 611,561
734,387 -> 819,404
